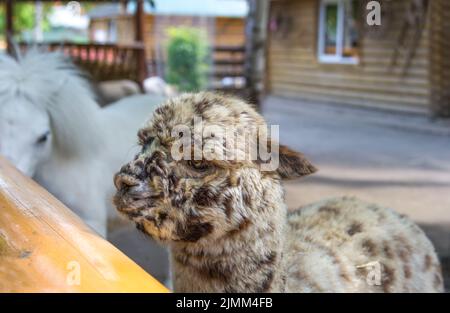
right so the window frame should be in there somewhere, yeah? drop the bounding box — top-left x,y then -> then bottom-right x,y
318,0 -> 359,65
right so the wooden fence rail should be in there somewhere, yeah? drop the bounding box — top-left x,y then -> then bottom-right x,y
0,156 -> 168,293
209,45 -> 247,96
18,41 -> 147,88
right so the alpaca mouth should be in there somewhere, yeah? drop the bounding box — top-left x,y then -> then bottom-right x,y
114,193 -> 140,213
113,192 -> 157,220
136,222 -> 147,234
116,203 -> 147,221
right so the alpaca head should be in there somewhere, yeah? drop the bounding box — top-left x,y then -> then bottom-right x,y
113,92 -> 316,244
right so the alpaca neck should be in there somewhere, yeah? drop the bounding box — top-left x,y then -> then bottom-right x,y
171,178 -> 288,293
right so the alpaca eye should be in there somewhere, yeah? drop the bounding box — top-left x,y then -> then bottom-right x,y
141,137 -> 155,151
138,129 -> 153,146
36,131 -> 50,145
148,137 -> 155,145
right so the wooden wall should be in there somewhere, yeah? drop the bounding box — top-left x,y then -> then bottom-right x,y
117,15 -> 136,44
91,15 -> 156,60
267,0 -> 432,113
89,15 -> 245,62
215,17 -> 246,46
89,18 -> 109,41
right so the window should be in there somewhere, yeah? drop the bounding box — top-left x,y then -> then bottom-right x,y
318,0 -> 359,64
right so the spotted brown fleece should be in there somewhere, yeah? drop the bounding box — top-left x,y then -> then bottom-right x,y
113,92 -> 443,293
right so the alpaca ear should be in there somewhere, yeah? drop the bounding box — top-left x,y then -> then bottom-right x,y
277,145 -> 317,179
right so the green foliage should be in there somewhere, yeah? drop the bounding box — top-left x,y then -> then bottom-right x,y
14,3 -> 36,32
166,27 -> 209,92
0,8 -> 2,31
0,3 -> 52,39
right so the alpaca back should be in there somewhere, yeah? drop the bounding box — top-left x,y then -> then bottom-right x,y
286,197 -> 443,292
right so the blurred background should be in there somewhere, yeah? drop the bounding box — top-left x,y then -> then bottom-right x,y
1,0 -> 449,290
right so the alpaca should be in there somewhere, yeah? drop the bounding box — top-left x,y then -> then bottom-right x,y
112,92 -> 443,293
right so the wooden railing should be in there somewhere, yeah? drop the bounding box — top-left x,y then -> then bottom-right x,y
0,156 -> 168,292
18,41 -> 147,88
209,45 -> 247,95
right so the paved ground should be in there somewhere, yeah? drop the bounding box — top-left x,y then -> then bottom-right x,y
262,96 -> 450,290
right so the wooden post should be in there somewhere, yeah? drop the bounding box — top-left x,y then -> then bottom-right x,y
428,0 -> 450,117
135,0 -> 147,90
5,0 -> 14,54
120,0 -> 129,14
0,156 -> 169,292
245,0 -> 270,110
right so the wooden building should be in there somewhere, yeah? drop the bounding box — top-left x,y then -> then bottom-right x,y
88,1 -> 248,70
267,0 -> 450,117
4,0 -> 149,88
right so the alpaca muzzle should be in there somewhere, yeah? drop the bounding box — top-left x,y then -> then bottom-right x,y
114,172 -> 140,192
113,171 -> 157,217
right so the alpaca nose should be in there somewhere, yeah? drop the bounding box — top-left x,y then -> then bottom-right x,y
114,173 -> 139,192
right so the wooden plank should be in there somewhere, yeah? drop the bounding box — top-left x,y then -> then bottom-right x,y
211,71 -> 245,78
0,156 -> 168,293
213,46 -> 246,53
213,60 -> 245,66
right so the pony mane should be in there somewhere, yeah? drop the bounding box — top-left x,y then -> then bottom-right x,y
0,49 -> 105,157
0,49 -> 94,105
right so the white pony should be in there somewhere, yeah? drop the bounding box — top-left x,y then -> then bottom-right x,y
0,50 -> 163,237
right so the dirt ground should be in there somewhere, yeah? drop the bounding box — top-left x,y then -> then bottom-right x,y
262,96 -> 450,290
